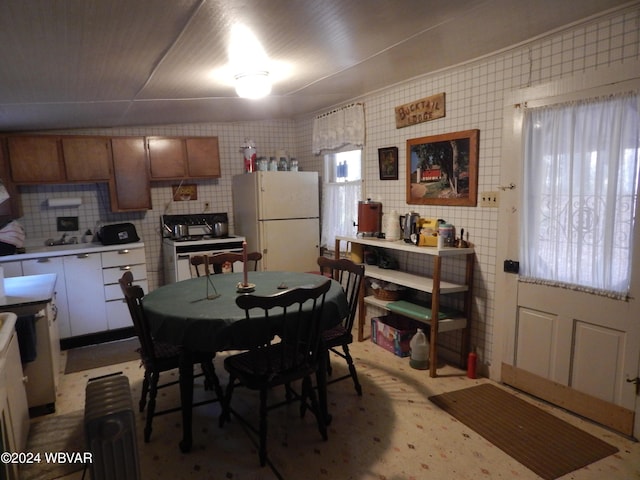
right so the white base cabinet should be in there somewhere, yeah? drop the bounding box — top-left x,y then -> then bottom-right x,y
102,248 -> 148,330
21,302 -> 60,410
22,257 -> 71,338
63,253 -> 106,336
2,243 -> 147,339
4,325 -> 29,452
0,261 -> 22,278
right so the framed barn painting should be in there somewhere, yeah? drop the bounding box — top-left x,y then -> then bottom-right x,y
406,129 -> 479,206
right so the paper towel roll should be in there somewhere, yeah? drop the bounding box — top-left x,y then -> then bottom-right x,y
47,197 -> 82,207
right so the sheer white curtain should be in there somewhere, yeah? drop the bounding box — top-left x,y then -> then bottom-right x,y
312,103 -> 365,154
314,103 -> 365,252
321,180 -> 360,249
521,92 -> 640,298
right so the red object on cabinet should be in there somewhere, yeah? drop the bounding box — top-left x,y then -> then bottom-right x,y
467,351 -> 477,379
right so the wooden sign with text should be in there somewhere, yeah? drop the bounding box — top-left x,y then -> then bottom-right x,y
395,93 -> 445,128
172,184 -> 198,201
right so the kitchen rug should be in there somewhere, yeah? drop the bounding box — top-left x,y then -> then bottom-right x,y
65,337 -> 140,373
19,410 -> 86,480
428,383 -> 619,480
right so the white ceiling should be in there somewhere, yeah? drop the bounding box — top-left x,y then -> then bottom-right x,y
0,0 -> 630,132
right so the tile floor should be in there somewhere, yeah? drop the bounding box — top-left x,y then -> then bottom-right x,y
40,339 -> 640,479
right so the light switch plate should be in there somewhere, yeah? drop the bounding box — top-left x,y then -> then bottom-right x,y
480,191 -> 500,207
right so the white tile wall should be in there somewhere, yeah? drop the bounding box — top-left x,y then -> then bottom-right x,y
293,6 -> 639,369
14,6 -> 639,368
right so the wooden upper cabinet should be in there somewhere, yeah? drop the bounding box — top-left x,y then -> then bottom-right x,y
109,137 -> 151,211
62,136 -> 112,181
0,138 -> 23,220
7,136 -> 66,183
148,136 -> 220,180
147,137 -> 187,179
185,137 -> 221,178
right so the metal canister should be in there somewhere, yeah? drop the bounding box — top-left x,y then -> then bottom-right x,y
438,223 -> 455,247
357,199 -> 382,237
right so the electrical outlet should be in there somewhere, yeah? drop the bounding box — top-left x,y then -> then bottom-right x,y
204,201 -> 210,211
480,191 -> 500,207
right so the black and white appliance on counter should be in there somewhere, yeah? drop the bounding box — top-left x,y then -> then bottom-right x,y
161,213 -> 246,283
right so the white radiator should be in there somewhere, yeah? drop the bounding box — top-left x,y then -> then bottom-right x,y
84,373 -> 140,480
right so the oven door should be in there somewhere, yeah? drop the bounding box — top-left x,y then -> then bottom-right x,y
176,254 -> 193,282
175,247 -> 244,282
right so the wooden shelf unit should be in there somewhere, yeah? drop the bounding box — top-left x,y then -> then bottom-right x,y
335,236 -> 475,377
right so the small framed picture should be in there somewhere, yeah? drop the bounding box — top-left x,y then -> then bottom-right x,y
378,147 -> 398,180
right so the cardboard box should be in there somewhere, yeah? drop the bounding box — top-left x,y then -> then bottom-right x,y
371,314 -> 421,357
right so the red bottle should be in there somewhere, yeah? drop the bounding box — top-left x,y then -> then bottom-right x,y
467,351 -> 477,379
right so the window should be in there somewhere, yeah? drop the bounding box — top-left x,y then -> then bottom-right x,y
325,149 -> 362,183
520,92 -> 639,298
321,149 -> 362,250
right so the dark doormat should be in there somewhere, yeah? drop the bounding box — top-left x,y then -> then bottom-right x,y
429,383 -> 618,480
20,411 -> 86,480
65,337 -> 140,373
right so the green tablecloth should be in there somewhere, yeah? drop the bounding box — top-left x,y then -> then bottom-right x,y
143,271 -> 348,353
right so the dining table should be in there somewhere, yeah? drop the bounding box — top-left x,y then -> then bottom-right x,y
142,270 -> 349,452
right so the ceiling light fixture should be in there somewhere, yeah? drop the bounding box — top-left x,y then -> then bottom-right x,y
234,71 -> 272,99
228,24 -> 272,99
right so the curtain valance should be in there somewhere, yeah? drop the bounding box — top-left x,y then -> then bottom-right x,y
312,103 -> 365,154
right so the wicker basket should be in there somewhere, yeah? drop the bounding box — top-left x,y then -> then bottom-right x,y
372,288 -> 402,301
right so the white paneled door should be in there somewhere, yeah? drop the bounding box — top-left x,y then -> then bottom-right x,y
495,69 -> 640,437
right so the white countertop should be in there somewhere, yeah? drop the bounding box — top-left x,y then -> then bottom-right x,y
0,273 -> 57,315
0,241 -> 146,262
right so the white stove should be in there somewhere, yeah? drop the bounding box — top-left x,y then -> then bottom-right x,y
161,214 -> 246,283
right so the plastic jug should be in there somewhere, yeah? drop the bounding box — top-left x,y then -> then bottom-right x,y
409,329 -> 429,370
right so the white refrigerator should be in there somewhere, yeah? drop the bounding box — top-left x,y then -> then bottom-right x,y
232,171 -> 320,272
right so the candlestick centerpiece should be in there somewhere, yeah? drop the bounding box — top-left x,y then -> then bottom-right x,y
237,240 -> 255,292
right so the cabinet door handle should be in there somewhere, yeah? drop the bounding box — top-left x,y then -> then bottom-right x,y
118,249 -> 130,254
77,253 -> 89,259
37,258 -> 51,263
120,266 -> 131,271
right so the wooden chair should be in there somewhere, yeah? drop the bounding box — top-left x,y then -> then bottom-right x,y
219,278 -> 331,467
316,256 -> 365,396
190,251 -> 262,277
118,271 -> 224,442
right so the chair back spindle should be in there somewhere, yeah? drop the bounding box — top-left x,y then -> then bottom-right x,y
317,256 -> 364,333
235,279 -> 331,381
316,256 -> 365,398
191,251 -> 262,277
119,271 -> 156,363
